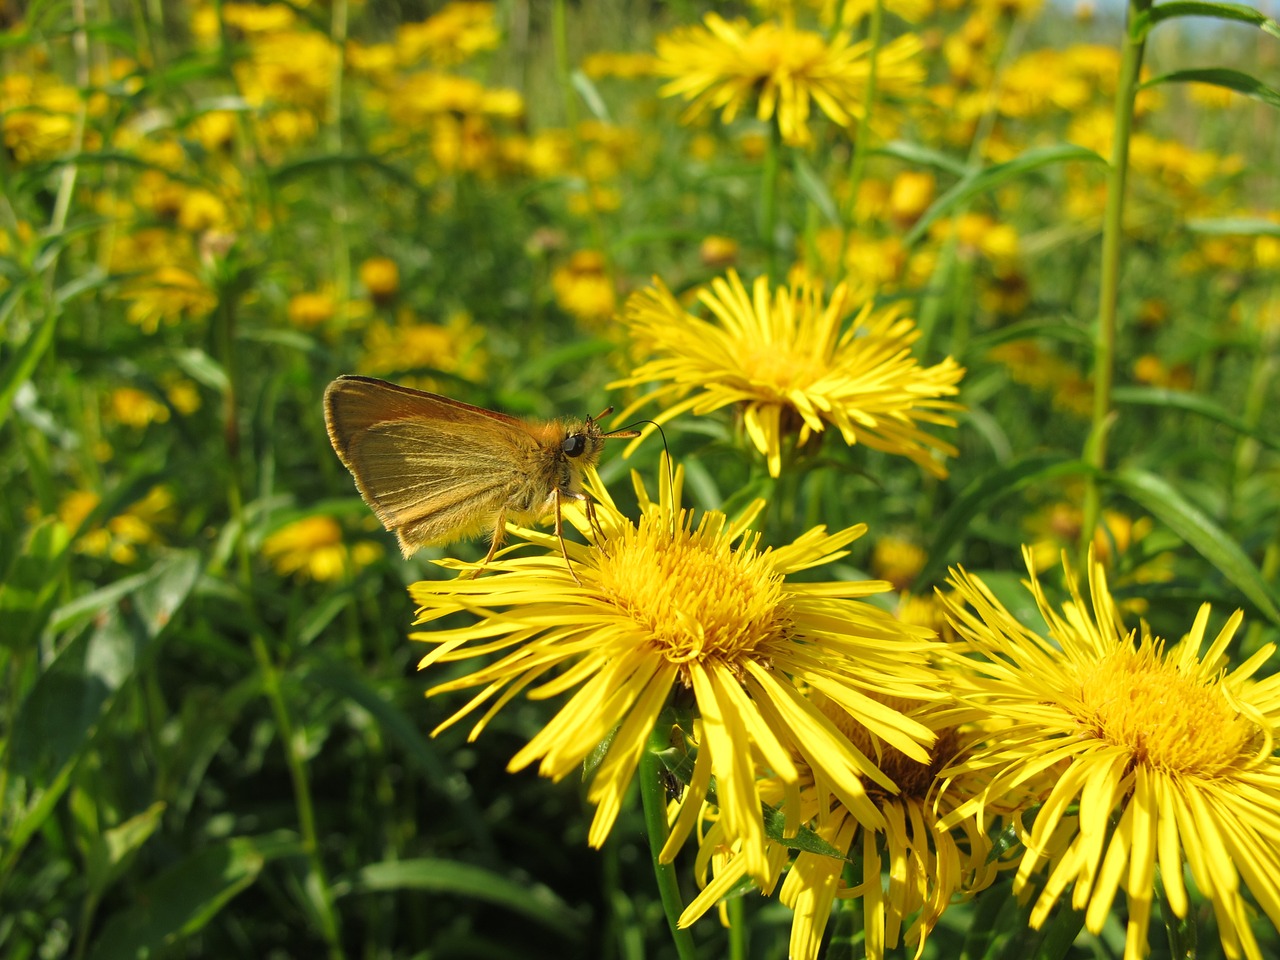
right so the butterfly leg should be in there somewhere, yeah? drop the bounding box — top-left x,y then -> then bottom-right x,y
554,489 -> 586,585
470,509 -> 507,578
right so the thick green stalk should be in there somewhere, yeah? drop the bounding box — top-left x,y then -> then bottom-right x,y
1079,1 -> 1150,564
639,723 -> 699,960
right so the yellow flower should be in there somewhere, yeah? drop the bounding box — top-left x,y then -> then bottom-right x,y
612,271 -> 964,478
262,516 -> 383,581
941,549 -> 1280,960
871,535 -> 926,592
235,29 -> 338,112
287,290 -> 338,329
177,189 -> 231,234
395,2 -> 500,67
888,169 -> 935,227
551,250 -> 616,326
698,234 -> 740,270
655,14 -> 923,146
59,485 -> 175,564
219,2 -> 297,36
359,256 -> 400,303
679,694 -> 1017,960
358,309 -> 486,387
108,387 -> 170,428
1,73 -> 83,164
409,463 -> 942,884
581,51 -> 659,79
123,266 -> 217,333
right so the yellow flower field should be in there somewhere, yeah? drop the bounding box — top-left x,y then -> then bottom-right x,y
2,1 -> 1278,957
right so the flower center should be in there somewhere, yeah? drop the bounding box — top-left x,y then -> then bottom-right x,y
742,343 -> 823,395
1072,644 -> 1258,777
596,510 -> 789,666
817,691 -> 953,799
743,26 -> 827,77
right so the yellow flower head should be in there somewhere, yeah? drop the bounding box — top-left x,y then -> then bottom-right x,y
941,548 -> 1280,960
122,266 -> 217,333
395,2 -> 500,68
655,14 -> 923,146
678,690 -> 1016,960
551,250 -> 616,326
409,463 -> 943,884
358,309 -> 486,388
359,256 -> 400,303
262,515 -> 383,581
613,270 -> 964,478
108,387 -> 170,429
59,485 -> 175,565
287,290 -> 338,329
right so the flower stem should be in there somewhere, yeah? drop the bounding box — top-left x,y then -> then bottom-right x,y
840,0 -> 883,251
639,722 -> 699,960
1079,1 -> 1149,565
215,290 -> 346,960
760,120 -> 782,281
553,0 -> 610,274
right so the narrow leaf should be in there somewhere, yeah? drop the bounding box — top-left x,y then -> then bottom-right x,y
1141,68 -> 1280,109
0,519 -> 72,651
86,838 -> 265,960
1110,467 -> 1280,625
906,145 -> 1106,246
1186,217 -> 1280,238
342,859 -> 582,934
792,152 -> 840,225
920,454 -> 1095,586
1142,1 -> 1280,39
0,307 -> 59,428
1113,386 -> 1280,452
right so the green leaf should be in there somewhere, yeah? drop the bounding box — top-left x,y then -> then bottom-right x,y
966,316 -> 1093,355
302,662 -> 496,854
792,151 -> 840,225
906,144 -> 1106,246
762,805 -> 846,860
1113,386 -> 1280,452
0,518 -> 72,652
571,69 -> 611,122
171,347 -> 230,394
0,306 -> 59,428
1141,68 -> 1280,109
340,859 -> 583,934
85,801 -> 167,899
85,838 -> 265,960
872,140 -> 969,177
1109,467 -> 1280,625
3,551 -> 201,877
1140,1 -> 1280,39
1186,217 -> 1280,237
919,454 -> 1096,586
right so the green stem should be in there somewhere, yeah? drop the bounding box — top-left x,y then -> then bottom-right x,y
840,0 -> 883,252
215,293 -> 346,960
552,0 -> 610,271
1079,0 -> 1150,565
760,120 -> 782,281
326,0 -> 351,310
915,16 -> 1023,356
639,722 -> 699,960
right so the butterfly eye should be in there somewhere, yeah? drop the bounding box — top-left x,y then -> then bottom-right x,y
562,433 -> 588,457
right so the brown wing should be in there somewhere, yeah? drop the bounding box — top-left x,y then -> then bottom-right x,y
324,376 -> 535,556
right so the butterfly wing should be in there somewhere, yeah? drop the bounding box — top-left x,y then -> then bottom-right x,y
324,376 -> 534,556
